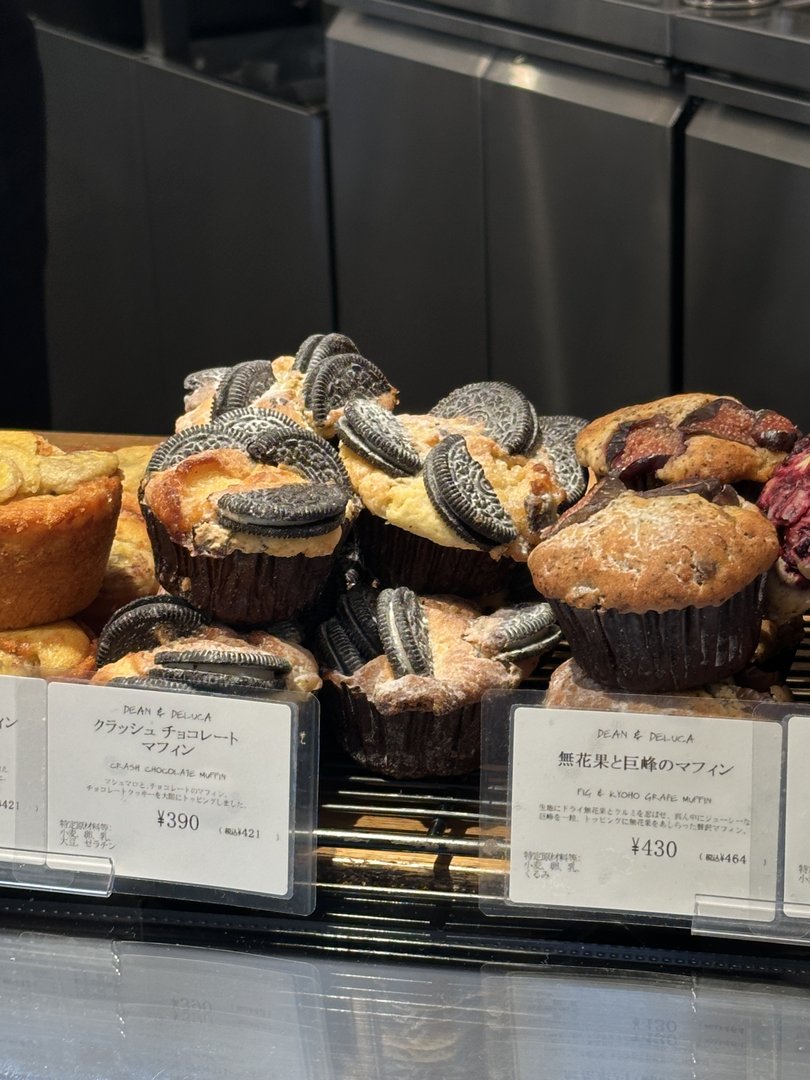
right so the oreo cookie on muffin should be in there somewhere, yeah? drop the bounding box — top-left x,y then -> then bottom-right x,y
528,478 -> 779,693
177,334 -> 398,440
93,595 -> 320,695
140,421 -> 358,625
336,384 -> 583,596
577,393 -> 799,490
318,584 -> 560,778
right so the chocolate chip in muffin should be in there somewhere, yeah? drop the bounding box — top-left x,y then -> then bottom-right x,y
247,427 -> 352,491
211,359 -> 276,418
293,332 -> 358,373
146,425 -> 253,473
317,617 -> 365,675
336,400 -> 421,477
429,381 -> 539,455
96,595 -> 208,667
216,482 -> 348,537
303,353 -> 393,427
377,586 -> 434,677
423,435 -> 518,549
211,406 -> 302,439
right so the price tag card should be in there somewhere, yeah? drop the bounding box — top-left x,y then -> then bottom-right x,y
507,707 -> 781,919
782,715 -> 810,919
46,682 -> 313,906
0,675 -> 46,850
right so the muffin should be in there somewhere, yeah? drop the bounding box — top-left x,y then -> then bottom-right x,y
93,594 -> 320,695
81,444 -> 160,630
528,477 -> 779,693
758,434 -> 810,622
0,619 -> 96,680
545,658 -> 792,715
177,334 -> 398,440
318,585 -> 561,778
140,421 -> 358,625
0,432 -> 121,630
336,386 -> 583,596
576,393 -> 799,489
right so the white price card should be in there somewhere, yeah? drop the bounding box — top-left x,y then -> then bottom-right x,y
782,715 -> 810,919
46,682 -> 295,897
0,675 -> 46,850
508,707 -> 782,918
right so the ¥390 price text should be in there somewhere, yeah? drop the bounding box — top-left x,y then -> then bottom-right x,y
631,838 -> 678,858
156,811 -> 200,831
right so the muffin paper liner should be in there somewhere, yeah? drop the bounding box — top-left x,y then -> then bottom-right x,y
356,510 -> 515,597
550,575 -> 765,693
142,504 -> 342,626
322,680 -> 481,780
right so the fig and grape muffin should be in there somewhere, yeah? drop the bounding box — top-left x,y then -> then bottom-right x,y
317,584 -> 561,778
178,333 -> 398,440
528,477 -> 779,693
93,595 -> 320,696
335,384 -> 586,596
545,659 -> 792,716
140,420 -> 359,625
0,432 -> 121,630
576,393 -> 799,489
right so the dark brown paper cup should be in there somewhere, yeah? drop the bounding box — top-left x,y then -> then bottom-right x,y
323,680 -> 481,779
356,510 -> 515,597
142,504 -> 342,626
551,576 -> 765,694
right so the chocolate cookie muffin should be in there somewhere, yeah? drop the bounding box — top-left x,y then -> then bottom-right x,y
140,421 -> 358,625
93,594 -> 319,695
528,478 -> 779,693
178,334 -> 398,441
336,385 -> 582,596
317,585 -> 560,778
577,393 -> 799,490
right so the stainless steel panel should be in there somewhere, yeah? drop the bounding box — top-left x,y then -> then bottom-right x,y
484,55 -> 685,418
327,11 -> 493,408
37,28 -> 161,434
684,103 -> 810,429
138,62 -> 332,409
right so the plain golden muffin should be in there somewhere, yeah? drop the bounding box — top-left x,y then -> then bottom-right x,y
0,432 -> 121,630
0,619 -> 96,680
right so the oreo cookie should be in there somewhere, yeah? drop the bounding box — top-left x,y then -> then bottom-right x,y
303,353 -> 393,427
107,675 -> 195,694
376,587 -> 433,677
423,435 -> 517,549
211,360 -> 276,418
293,332 -> 359,373
336,400 -> 421,477
146,666 -> 283,696
146,425 -> 252,473
216,482 -> 348,537
337,585 -> 382,660
183,367 -> 229,394
537,415 -> 588,507
212,406 -> 302,440
247,427 -> 351,491
430,382 -> 539,455
96,596 -> 208,668
152,645 -> 292,681
317,617 -> 365,675
481,602 -> 561,663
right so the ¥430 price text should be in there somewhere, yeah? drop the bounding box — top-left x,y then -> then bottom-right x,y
631,838 -> 678,858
